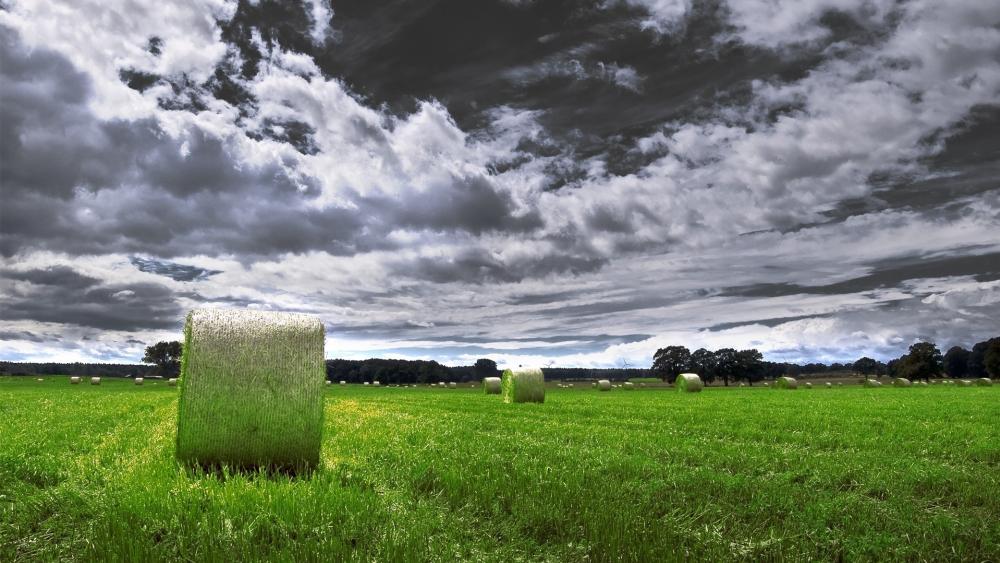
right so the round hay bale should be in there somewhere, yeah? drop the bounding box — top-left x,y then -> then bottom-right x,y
134,378 -> 144,386
448,382 -> 457,388
763,382 -> 769,387
976,378 -> 993,386
893,377 -> 912,387
70,376 -> 81,384
36,378 -> 44,382
639,382 -> 646,387
339,380 -> 346,385
90,377 -> 101,385
623,382 -> 635,390
739,382 -> 745,387
675,373 -> 703,393
863,379 -> 882,388
167,378 -> 178,387
825,382 -> 832,388
804,382 -> 812,389
837,382 -> 843,386
597,379 -> 611,391
438,382 -> 446,388
483,377 -> 502,394
591,382 -> 597,388
325,380 -> 331,385
960,379 -> 973,386
775,376 -> 798,389
175,308 -> 325,470
373,381 -> 381,386
501,367 -> 544,403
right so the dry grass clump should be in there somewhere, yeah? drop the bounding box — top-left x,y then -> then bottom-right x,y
675,373 -> 703,393
775,376 -> 798,389
175,308 -> 325,470
501,368 -> 545,403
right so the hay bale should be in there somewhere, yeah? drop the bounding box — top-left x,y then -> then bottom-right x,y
825,382 -> 832,388
893,377 -> 912,387
763,382 -> 769,387
739,382 -> 745,387
70,376 -> 81,384
167,378 -> 178,387
623,382 -> 635,390
134,378 -> 144,386
837,382 -> 843,386
775,376 -> 798,389
976,378 -> 993,386
501,367 -> 544,403
90,377 -> 101,385
591,382 -> 597,388
804,382 -> 812,389
175,308 -> 325,469
448,382 -> 457,388
960,379 -> 973,386
597,379 -> 611,391
639,382 -> 646,387
36,378 -> 44,382
339,381 -> 346,385
675,373 -> 703,393
438,382 -> 446,388
483,377 -> 502,394
373,381 -> 381,386
863,379 -> 882,388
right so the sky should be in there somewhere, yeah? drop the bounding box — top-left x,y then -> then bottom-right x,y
1,0 -> 999,369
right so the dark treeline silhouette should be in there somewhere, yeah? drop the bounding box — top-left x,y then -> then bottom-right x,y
0,362 -> 156,378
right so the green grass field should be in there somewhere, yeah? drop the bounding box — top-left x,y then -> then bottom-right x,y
2,376 -> 998,562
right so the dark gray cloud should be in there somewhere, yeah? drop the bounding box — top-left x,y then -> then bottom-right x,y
129,257 -> 222,282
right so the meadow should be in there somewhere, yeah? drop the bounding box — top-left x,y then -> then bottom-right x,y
1,376 -> 997,562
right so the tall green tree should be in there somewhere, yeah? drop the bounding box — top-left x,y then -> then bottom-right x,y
142,341 -> 182,377
853,357 -> 880,376
943,346 -> 970,379
689,348 -> 717,383
898,342 -> 942,382
473,358 -> 498,379
651,346 -> 690,383
983,338 -> 1000,378
735,349 -> 764,386
712,348 -> 740,386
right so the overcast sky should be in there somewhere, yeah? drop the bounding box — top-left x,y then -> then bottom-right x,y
1,0 -> 999,368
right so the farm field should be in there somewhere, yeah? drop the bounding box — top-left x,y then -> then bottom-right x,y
1,376 -> 998,562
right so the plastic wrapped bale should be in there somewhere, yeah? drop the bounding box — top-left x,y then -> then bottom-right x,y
775,376 -> 798,389
373,381 -> 381,386
339,381 -> 346,385
597,379 -> 612,391
837,382 -> 843,386
763,382 -> 769,387
825,382 -> 832,388
863,379 -> 882,388
134,378 -> 144,386
167,378 -> 178,387
175,309 -> 325,470
623,382 -> 635,390
91,377 -> 101,385
438,382 -> 446,388
804,382 -> 812,389
976,378 -> 993,386
675,373 -> 703,393
70,377 -> 81,384
448,382 -> 457,388
960,379 -> 973,387
739,382 -> 745,387
483,377 -> 502,394
639,382 -> 646,388
893,378 -> 912,387
501,367 -> 545,403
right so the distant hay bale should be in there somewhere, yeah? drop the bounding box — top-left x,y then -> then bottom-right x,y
597,379 -> 611,391
592,382 -> 597,388
167,378 -> 178,387
363,382 -> 369,385
373,381 -> 381,386
825,382 -> 832,388
448,382 -> 457,388
483,377 -> 502,394
893,378 -> 912,387
804,382 -> 812,389
960,379 -> 973,386
763,382 -> 769,387
134,378 -> 144,386
863,379 -> 882,388
567,383 -> 574,387
976,378 -> 993,386
623,382 -> 635,390
36,378 -> 44,382
837,382 -> 843,386
739,382 -> 745,387
70,377 -> 81,384
90,377 -> 101,385
675,373 -> 703,393
175,308 -> 324,470
340,381 -> 346,385
639,382 -> 646,387
501,367 -> 545,403
775,376 -> 798,389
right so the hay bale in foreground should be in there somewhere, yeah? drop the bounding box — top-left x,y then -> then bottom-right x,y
623,382 -> 635,390
134,378 -> 144,386
675,373 -> 703,393
597,379 -> 611,391
893,378 -> 912,387
976,378 -> 993,386
91,377 -> 101,385
70,377 -> 81,384
775,376 -> 798,389
501,367 -> 544,403
167,378 -> 178,387
483,377 -> 502,394
175,308 -> 325,470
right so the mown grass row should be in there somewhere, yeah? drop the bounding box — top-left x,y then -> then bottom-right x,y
1,377 -> 997,561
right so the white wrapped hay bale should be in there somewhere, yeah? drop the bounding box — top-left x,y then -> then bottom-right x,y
804,382 -> 812,389
483,377 -> 502,394
623,382 -> 635,390
373,381 -> 381,386
739,382 -> 745,387
825,382 -> 832,388
675,373 -> 703,393
134,378 -> 144,386
501,367 -> 545,403
448,382 -> 457,388
960,379 -> 973,387
175,309 -> 325,469
763,382 -> 769,387
775,376 -> 798,389
70,377 -> 81,384
976,378 -> 992,386
90,377 -> 101,385
339,381 -> 346,385
167,378 -> 178,387
438,382 -> 446,388
863,379 -> 882,388
597,379 -> 611,391
893,378 -> 912,387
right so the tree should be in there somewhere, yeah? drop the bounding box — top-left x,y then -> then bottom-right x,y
968,340 -> 991,378
712,348 -> 740,386
983,338 -> 1000,378
943,346 -> 970,379
473,358 -> 498,379
898,342 -> 942,382
734,349 -> 764,386
689,348 -> 717,384
142,341 -> 182,377
853,357 -> 880,376
651,346 -> 690,383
